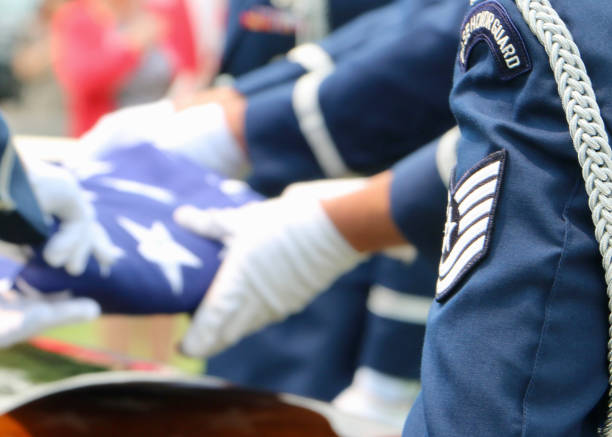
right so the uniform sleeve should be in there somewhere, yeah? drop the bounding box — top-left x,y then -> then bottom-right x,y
244,0 -> 466,195
357,254 -> 434,380
234,0 -> 407,96
390,136 -> 452,262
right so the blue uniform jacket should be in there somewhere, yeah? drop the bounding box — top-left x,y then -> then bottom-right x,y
238,0 -> 467,196
393,1 -> 611,435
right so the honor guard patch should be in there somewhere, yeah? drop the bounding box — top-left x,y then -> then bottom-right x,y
436,150 -> 506,301
459,1 -> 531,80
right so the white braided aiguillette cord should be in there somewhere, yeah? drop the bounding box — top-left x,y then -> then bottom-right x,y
514,0 -> 612,434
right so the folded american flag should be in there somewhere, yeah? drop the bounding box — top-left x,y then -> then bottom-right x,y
9,143 -> 261,314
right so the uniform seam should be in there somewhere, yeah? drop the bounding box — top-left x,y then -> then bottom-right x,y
520,175 -> 581,436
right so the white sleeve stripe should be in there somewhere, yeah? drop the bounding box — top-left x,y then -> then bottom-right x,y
367,285 -> 432,325
435,127 -> 460,188
287,43 -> 334,73
292,71 -> 350,178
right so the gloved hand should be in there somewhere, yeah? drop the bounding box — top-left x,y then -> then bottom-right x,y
76,99 -> 176,161
0,286 -> 100,348
332,367 -> 420,430
26,159 -> 122,276
174,194 -> 367,358
155,103 -> 249,179
77,100 -> 248,179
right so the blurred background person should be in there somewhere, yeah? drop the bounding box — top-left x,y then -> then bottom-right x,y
50,0 -> 199,137
0,0 -> 40,102
0,0 -> 68,136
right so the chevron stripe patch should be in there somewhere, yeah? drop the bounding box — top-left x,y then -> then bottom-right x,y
436,150 -> 506,301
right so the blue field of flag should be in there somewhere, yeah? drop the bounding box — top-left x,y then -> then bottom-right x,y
10,143 -> 262,314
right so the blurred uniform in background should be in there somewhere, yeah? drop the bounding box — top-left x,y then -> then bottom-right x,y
50,0 -> 199,136
219,0 -> 393,79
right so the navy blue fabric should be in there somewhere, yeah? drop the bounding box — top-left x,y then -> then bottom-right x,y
401,1 -> 611,435
235,60 -> 305,97
221,0 -> 392,78
221,0 -> 296,77
207,260 -> 374,400
0,113 -> 49,244
391,141 -> 447,264
244,81 -> 324,196
358,255 -> 435,379
319,0 -> 464,175
328,0 -> 394,30
235,0 -> 406,96
245,0 -> 466,195
208,253 -> 437,400
13,144 -> 262,314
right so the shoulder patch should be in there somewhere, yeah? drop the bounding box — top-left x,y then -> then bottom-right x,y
436,150 -> 506,301
459,0 -> 531,80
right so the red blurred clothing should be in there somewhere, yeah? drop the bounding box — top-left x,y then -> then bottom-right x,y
51,0 -> 197,136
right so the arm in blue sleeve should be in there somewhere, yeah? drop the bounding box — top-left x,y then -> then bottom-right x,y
234,0 -> 409,96
234,60 -> 306,97
390,140 -> 448,263
319,0 -> 466,174
358,255 -> 434,379
244,82 -> 325,196
244,0 -> 466,194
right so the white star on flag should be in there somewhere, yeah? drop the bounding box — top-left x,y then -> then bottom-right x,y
98,178 -> 175,204
117,217 -> 202,295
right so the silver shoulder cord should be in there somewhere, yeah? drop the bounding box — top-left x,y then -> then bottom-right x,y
513,0 -> 612,434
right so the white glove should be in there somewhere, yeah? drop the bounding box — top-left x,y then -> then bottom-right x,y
26,159 -> 122,276
155,103 -> 249,179
175,196 -> 366,358
77,100 -> 248,179
332,367 -> 420,430
76,99 -> 176,161
0,288 -> 100,348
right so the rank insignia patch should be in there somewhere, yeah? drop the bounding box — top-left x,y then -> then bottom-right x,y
459,0 -> 531,80
436,150 -> 506,301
